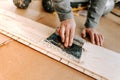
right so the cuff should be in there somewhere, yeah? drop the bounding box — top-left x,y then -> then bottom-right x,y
58,11 -> 74,21
85,18 -> 98,28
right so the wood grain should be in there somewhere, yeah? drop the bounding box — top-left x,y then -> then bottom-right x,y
0,9 -> 120,80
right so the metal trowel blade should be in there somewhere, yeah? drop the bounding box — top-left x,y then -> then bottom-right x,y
46,33 -> 85,59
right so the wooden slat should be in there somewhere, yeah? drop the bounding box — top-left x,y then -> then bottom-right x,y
0,32 -> 12,47
0,33 -> 10,44
0,9 -> 120,80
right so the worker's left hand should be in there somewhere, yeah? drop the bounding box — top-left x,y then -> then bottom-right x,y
81,27 -> 104,46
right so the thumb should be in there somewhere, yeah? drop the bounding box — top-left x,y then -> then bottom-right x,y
81,29 -> 86,38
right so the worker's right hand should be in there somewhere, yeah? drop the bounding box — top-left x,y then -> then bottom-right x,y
57,19 -> 76,47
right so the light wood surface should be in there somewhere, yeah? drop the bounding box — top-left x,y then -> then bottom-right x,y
0,9 -> 120,80
0,34 -> 11,45
0,33 -> 94,80
0,0 -> 120,53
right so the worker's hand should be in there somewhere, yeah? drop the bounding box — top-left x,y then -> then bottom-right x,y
57,19 -> 76,47
81,28 -> 104,46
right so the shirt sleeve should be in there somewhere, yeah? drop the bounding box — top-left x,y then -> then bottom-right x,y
52,0 -> 74,21
85,0 -> 107,28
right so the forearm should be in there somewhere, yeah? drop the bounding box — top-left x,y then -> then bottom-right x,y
85,0 -> 107,28
52,0 -> 74,21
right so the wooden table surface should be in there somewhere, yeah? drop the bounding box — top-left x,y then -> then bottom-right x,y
0,33 -> 94,80
0,0 -> 120,80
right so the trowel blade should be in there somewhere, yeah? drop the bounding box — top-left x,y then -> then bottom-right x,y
46,33 -> 85,59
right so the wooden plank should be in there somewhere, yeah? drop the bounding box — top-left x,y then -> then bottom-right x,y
0,9 -> 120,80
111,4 -> 120,17
0,38 -> 95,80
0,33 -> 9,44
0,33 -> 12,47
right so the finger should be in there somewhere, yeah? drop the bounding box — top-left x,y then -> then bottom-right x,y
64,27 -> 70,47
69,28 -> 75,46
94,33 -> 100,46
100,34 -> 104,41
81,29 -> 86,38
59,26 -> 65,43
89,32 -> 95,44
99,34 -> 104,46
56,27 -> 60,34
99,35 -> 102,46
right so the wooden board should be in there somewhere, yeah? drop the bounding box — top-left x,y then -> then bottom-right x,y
111,9 -> 120,17
0,9 -> 120,80
0,33 -> 11,46
0,34 -> 94,80
111,3 -> 120,17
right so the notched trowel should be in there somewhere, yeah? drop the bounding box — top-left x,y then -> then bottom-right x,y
46,33 -> 85,59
